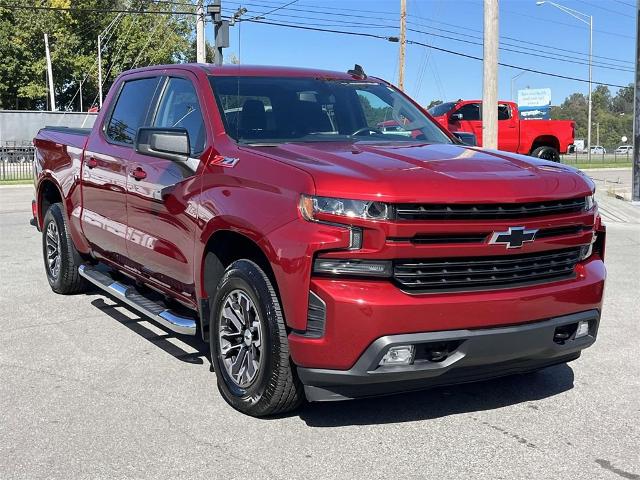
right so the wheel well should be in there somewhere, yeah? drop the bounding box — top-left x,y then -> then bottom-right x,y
530,136 -> 560,153
39,180 -> 62,221
201,230 -> 279,339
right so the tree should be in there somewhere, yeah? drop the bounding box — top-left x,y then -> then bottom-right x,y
426,99 -> 443,110
0,0 -> 195,111
612,84 -> 633,115
551,85 -> 633,149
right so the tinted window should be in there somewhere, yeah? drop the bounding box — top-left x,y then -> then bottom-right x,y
209,76 -> 451,145
154,77 -> 206,155
498,104 -> 511,120
456,103 -> 481,121
106,77 -> 161,144
428,102 -> 455,117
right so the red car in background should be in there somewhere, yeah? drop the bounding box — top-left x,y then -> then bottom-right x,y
428,100 -> 575,161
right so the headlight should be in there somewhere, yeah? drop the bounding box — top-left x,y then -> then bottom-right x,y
585,194 -> 596,211
313,259 -> 392,277
300,195 -> 390,221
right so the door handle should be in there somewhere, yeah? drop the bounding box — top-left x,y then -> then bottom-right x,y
130,167 -> 147,181
86,157 -> 98,169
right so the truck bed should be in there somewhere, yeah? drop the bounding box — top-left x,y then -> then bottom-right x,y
34,126 -> 91,151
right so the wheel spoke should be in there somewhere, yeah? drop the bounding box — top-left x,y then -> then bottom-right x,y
223,305 -> 244,332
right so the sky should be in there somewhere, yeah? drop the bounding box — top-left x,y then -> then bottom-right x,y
211,0 -> 637,107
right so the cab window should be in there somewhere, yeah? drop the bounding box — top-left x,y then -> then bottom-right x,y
153,77 -> 206,155
455,103 -> 481,121
106,77 -> 161,145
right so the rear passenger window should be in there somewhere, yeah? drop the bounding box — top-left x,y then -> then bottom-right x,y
154,77 -> 206,155
106,77 -> 161,145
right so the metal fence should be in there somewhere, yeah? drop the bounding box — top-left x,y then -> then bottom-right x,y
1,142 -> 34,181
560,151 -> 633,165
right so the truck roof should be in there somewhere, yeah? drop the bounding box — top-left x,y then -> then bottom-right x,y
124,63 -> 366,80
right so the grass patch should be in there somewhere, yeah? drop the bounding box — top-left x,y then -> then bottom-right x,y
0,178 -> 34,185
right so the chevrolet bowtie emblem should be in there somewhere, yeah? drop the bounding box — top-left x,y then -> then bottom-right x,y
489,226 -> 538,249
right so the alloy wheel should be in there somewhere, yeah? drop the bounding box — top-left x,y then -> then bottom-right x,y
45,221 -> 61,279
218,289 -> 263,388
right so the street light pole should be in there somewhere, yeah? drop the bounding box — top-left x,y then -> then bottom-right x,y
511,71 -> 526,101
536,1 -> 592,161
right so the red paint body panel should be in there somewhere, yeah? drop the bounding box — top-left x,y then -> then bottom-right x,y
430,100 -> 575,154
33,64 -> 604,373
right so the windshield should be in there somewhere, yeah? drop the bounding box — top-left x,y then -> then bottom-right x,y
209,76 -> 452,145
427,102 -> 456,117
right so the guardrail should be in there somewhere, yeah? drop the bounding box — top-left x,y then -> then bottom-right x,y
1,144 -> 35,182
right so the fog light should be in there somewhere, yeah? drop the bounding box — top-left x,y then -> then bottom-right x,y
575,320 -> 590,338
379,345 -> 415,366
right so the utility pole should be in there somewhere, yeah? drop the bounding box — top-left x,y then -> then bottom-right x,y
587,15 -> 593,161
79,80 -> 83,112
196,0 -> 206,63
398,0 -> 407,90
633,0 -> 639,202
208,0 -> 229,66
97,35 -> 103,108
44,34 -> 56,111
482,0 -> 498,149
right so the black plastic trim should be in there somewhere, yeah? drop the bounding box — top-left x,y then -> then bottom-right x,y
298,310 -> 599,401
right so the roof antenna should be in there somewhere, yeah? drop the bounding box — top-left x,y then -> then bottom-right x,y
347,64 -> 367,80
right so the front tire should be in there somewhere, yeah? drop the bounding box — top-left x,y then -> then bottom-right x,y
210,260 -> 303,417
42,203 -> 88,294
531,146 -> 560,162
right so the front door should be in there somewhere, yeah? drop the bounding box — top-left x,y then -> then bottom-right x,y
81,76 -> 162,263
448,102 -> 482,145
125,74 -> 208,304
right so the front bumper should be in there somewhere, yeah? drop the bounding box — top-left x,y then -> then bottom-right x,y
299,310 -> 599,402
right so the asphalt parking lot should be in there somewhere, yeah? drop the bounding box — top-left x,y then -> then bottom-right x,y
1,184 -> 639,480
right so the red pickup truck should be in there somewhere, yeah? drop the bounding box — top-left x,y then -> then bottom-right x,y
428,100 -> 575,161
32,64 -> 605,416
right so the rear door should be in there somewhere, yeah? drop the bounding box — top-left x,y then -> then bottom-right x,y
124,73 -> 209,303
497,103 -> 519,152
81,76 -> 162,263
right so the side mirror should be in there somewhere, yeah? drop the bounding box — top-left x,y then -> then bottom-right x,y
450,113 -> 463,122
453,131 -> 477,146
135,127 -> 190,163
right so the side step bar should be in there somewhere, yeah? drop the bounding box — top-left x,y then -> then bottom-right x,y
78,264 -> 197,336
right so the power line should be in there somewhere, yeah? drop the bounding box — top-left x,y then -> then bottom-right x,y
224,0 -> 634,40
223,0 -> 634,65
0,3 -> 196,15
578,0 -> 633,17
239,18 -> 628,89
224,5 -> 634,72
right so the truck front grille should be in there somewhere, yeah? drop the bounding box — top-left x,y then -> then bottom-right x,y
393,247 -> 581,293
394,197 -> 586,220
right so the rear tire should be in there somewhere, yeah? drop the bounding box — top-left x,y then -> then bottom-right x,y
531,146 -> 560,162
42,203 -> 88,294
210,260 -> 303,417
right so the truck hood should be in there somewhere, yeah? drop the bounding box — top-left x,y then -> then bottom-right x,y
242,141 -> 594,203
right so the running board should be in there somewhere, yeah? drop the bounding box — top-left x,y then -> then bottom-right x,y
78,264 -> 197,336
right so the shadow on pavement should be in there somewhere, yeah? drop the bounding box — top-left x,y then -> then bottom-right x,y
90,297 -> 209,365
297,364 -> 574,427
89,295 -> 575,427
